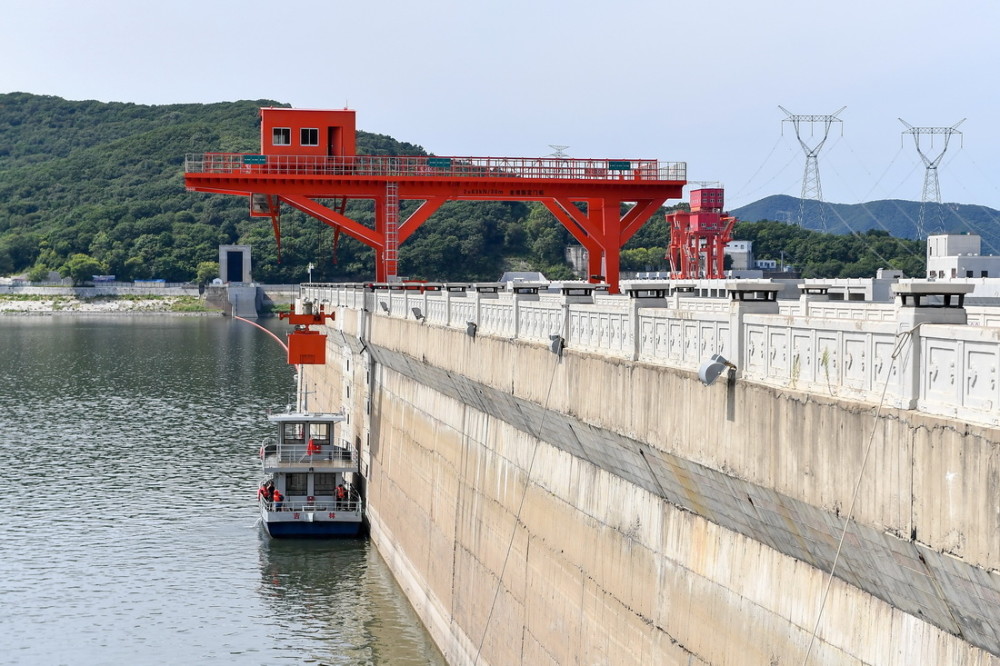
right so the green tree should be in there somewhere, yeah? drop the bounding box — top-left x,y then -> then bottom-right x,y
61,253 -> 107,285
26,263 -> 50,282
621,247 -> 668,272
196,261 -> 219,284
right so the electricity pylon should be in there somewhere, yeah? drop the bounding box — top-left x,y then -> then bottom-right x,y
899,118 -> 965,239
779,105 -> 845,230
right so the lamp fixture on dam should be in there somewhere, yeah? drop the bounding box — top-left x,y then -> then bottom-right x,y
549,334 -> 566,356
698,353 -> 736,386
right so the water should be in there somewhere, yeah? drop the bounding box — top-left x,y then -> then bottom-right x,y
0,316 -> 444,665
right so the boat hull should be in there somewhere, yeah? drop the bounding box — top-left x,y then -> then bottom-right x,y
263,520 -> 364,538
260,505 -> 364,538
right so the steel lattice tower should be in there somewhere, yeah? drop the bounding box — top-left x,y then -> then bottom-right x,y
779,106 -> 845,230
899,118 -> 964,239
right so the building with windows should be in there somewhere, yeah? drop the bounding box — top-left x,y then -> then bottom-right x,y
926,233 -> 1000,279
724,240 -> 753,271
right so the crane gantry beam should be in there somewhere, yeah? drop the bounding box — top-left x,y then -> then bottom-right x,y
184,108 -> 687,293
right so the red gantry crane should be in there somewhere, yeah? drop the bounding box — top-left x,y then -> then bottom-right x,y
183,108 -> 687,293
666,187 -> 737,280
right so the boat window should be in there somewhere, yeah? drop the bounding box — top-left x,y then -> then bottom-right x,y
308,423 -> 330,444
286,473 -> 308,494
283,423 -> 305,443
314,473 -> 337,493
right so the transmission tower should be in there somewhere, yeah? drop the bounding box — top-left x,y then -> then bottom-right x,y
899,118 -> 965,239
779,105 -> 845,230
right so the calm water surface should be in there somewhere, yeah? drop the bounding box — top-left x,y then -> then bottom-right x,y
0,316 -> 444,665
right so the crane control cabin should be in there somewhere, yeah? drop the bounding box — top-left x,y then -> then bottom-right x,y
184,107 -> 687,293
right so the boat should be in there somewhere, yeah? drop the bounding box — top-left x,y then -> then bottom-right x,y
258,410 -> 364,538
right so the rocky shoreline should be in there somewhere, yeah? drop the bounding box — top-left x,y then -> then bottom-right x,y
0,294 -> 223,315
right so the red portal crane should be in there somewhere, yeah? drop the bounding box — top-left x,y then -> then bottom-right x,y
183,108 -> 686,293
666,188 -> 737,280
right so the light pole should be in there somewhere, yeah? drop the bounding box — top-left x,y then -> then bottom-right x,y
308,263 -> 314,284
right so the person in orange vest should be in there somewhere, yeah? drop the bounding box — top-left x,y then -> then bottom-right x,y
335,483 -> 347,509
272,488 -> 284,511
306,438 -> 321,456
257,480 -> 274,503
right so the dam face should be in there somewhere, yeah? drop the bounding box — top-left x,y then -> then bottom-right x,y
301,283 -> 1000,665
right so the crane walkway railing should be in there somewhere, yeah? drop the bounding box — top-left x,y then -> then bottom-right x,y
185,153 -> 687,182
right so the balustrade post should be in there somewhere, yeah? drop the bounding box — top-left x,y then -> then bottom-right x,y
557,281 -> 599,353
510,282 -> 543,342
891,282 -> 974,408
727,281 -> 781,377
798,283 -> 831,317
471,283 -> 502,336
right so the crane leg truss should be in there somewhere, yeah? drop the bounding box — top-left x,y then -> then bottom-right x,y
666,188 -> 737,280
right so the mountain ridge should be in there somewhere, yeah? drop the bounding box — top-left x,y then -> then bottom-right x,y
730,195 -> 1000,254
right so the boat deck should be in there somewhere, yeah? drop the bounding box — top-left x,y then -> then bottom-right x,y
261,440 -> 358,472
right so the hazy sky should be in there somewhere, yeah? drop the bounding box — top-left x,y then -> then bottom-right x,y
4,0 -> 1000,211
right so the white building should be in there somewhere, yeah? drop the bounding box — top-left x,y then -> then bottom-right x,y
725,240 -> 753,271
926,234 -> 1000,279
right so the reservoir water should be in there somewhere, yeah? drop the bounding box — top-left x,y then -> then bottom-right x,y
0,315 -> 445,665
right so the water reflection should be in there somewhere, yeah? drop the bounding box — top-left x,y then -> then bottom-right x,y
257,538 -> 444,665
0,316 -> 443,665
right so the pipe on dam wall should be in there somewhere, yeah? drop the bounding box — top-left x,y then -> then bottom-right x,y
302,310 -> 1000,664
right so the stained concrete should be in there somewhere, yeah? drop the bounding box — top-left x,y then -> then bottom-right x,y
301,309 -> 1000,665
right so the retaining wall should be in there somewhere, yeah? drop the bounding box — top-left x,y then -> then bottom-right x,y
299,294 -> 1000,665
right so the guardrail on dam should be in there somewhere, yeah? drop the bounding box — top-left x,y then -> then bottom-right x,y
299,280 -> 1000,665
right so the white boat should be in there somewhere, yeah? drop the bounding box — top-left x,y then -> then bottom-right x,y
258,410 -> 364,538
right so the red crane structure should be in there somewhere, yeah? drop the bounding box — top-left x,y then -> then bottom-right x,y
183,108 -> 686,293
666,187 -> 737,280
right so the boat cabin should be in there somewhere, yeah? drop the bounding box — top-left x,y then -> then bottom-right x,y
261,411 -> 360,516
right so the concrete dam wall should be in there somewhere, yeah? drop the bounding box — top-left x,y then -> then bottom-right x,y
300,283 -> 1000,665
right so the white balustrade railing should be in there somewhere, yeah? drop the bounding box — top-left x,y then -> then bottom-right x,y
299,283 -> 1000,427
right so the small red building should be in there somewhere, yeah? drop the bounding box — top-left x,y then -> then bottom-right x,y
259,108 -> 356,158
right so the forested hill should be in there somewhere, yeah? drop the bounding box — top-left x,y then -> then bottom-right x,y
0,92 -> 477,283
731,194 -> 1000,253
0,92 -> 929,283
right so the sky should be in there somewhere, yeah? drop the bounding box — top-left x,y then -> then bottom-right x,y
4,0 -> 1000,211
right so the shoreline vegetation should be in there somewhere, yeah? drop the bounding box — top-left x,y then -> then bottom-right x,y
0,293 -> 223,315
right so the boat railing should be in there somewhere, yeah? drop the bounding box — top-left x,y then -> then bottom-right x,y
260,495 -> 363,514
260,438 -> 358,468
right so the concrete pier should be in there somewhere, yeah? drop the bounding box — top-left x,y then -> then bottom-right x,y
299,281 -> 1000,665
